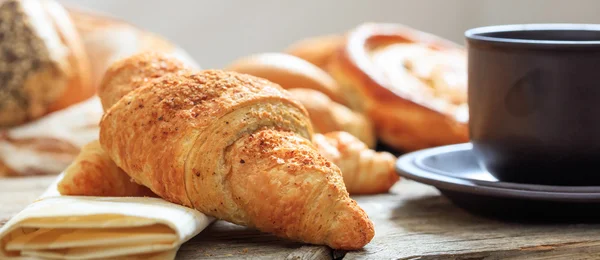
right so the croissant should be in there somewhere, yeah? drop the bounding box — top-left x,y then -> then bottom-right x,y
313,131 -> 398,194
98,52 -> 374,250
284,34 -> 345,70
58,140 -> 155,197
328,23 -> 469,152
287,88 -> 375,148
0,0 -> 91,127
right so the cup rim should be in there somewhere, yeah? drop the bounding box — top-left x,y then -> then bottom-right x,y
465,23 -> 600,47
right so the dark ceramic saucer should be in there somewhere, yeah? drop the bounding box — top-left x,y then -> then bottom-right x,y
396,143 -> 600,222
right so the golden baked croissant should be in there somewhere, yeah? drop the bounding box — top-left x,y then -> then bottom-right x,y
284,34 -> 345,70
0,0 -> 91,126
313,131 -> 398,194
328,23 -> 469,152
58,140 -> 155,197
287,88 -> 375,148
224,52 -> 347,106
98,52 -> 374,250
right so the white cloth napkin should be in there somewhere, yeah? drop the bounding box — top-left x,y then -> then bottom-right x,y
0,174 -> 214,259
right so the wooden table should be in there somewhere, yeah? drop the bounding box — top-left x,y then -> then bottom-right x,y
2,176 -> 600,259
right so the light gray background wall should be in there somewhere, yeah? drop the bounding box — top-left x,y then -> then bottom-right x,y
59,0 -> 600,68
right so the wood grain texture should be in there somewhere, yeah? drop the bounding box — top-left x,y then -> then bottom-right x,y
176,221 -> 332,259
1,176 -> 600,259
0,175 -> 55,224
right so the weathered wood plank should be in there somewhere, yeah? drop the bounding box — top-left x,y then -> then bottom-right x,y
176,221 -> 331,260
393,241 -> 600,260
1,176 -> 600,260
0,175 -> 54,223
284,246 -> 331,260
343,180 -> 600,259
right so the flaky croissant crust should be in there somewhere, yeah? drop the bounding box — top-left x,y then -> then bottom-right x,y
313,131 -> 398,195
58,140 -> 155,197
98,53 -> 374,250
100,69 -> 311,206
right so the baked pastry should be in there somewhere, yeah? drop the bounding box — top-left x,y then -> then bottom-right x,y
58,140 -> 156,197
328,23 -> 469,151
287,88 -> 375,148
66,6 -> 200,89
284,34 -> 345,70
0,0 -> 91,127
224,52 -> 347,105
59,131 -> 397,197
59,52 -> 189,194
58,61 -> 382,196
313,131 -> 398,194
225,52 -> 375,146
97,50 -> 192,111
98,52 -> 374,250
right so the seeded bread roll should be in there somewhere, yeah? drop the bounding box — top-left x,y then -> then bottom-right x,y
0,0 -> 91,127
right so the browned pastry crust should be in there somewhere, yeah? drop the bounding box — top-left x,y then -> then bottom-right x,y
98,52 -> 374,250
328,23 -> 469,152
224,52 -> 376,146
98,52 -> 192,111
224,52 -> 348,106
285,34 -> 345,70
287,88 -> 376,148
313,131 -> 399,194
58,140 -> 155,197
0,0 -> 91,127
58,52 -> 189,192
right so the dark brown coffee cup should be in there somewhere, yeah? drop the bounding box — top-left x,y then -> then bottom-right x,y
465,24 -> 600,186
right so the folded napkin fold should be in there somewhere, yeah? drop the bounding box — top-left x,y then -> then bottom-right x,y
0,175 -> 214,259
